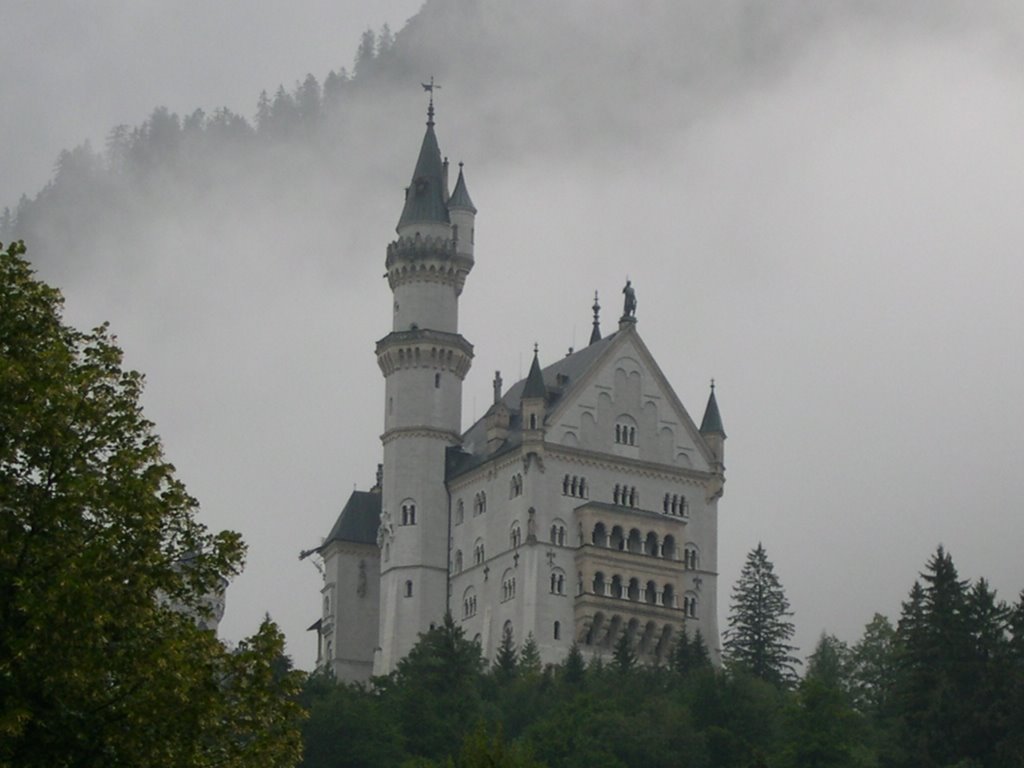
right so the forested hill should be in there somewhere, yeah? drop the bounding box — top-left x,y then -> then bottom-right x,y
0,0 -> 996,283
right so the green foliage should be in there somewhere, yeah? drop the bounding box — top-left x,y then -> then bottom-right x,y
0,241 -> 304,767
612,632 -> 637,674
519,632 -> 542,676
383,613 -> 485,760
495,624 -> 519,679
723,543 -> 800,687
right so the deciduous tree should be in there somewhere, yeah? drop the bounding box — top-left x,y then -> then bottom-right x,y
0,241 -> 304,767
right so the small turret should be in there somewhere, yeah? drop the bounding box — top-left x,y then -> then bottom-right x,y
700,380 -> 726,468
521,345 -> 546,436
448,162 -> 477,261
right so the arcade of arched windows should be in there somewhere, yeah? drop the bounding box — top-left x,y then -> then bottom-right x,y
663,493 -> 689,518
562,474 -> 588,498
612,484 -> 639,507
580,613 -> 676,662
473,539 -> 485,565
590,522 -> 678,560
588,570 -> 681,610
510,473 -> 523,498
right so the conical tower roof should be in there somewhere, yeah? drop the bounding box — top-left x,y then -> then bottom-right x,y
448,163 -> 476,213
699,382 -> 726,436
397,108 -> 450,230
522,346 -> 546,400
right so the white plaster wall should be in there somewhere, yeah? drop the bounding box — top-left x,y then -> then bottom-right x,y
392,279 -> 459,333
323,543 -> 380,682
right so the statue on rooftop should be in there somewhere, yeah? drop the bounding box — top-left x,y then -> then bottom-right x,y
622,279 -> 637,318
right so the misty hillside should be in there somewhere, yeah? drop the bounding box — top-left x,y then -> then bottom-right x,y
3,0 -> 1003,284
6,0 -> 1024,672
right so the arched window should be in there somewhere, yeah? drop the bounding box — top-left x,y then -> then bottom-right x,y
615,416 -> 637,446
645,531 -> 659,557
610,526 -> 624,551
529,414 -> 537,429
593,571 -> 606,595
454,550 -> 463,573
592,522 -> 608,547
501,569 -> 516,602
611,575 -> 623,599
462,586 -> 477,618
627,528 -> 642,553
662,583 -> 675,608
645,580 -> 658,604
554,621 -> 561,640
550,518 -> 567,547
503,620 -> 514,644
563,475 -> 570,494
401,501 -> 416,526
474,538 -> 485,565
455,499 -> 464,525
684,593 -> 698,618
510,473 -> 523,498
405,580 -> 414,597
510,521 -> 522,549
662,535 -> 677,561
550,568 -> 566,595
435,372 -> 441,388
684,544 -> 699,570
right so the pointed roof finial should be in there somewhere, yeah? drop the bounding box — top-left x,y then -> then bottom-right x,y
589,290 -> 602,345
421,76 -> 441,126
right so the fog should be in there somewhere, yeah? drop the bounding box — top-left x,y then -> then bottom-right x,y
3,0 -> 1023,669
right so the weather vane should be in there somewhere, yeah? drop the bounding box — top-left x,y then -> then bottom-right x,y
421,76 -> 441,123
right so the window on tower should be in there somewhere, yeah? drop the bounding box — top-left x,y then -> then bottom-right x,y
401,502 -> 416,526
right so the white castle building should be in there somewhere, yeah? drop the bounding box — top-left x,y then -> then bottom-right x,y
310,101 -> 726,681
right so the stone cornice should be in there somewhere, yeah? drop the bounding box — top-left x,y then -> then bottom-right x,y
381,426 -> 463,445
376,329 -> 474,378
385,235 -> 474,295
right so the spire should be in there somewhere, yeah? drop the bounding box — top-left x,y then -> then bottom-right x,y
448,162 -> 476,213
522,344 -> 546,400
700,379 -> 726,436
397,94 -> 450,230
589,291 -> 601,345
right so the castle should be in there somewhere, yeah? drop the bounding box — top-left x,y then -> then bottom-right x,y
309,100 -> 726,681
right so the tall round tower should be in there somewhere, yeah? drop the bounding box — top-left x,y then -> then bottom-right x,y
374,101 -> 476,673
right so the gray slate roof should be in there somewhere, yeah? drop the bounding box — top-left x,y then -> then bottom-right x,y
699,387 -> 725,436
322,490 -> 381,547
450,332 -> 619,477
397,122 -> 450,229
448,166 -> 476,213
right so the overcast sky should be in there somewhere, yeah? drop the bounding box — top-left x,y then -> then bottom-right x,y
3,1 -> 1023,670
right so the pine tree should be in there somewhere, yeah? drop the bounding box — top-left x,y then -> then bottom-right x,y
563,642 -> 586,685
723,542 -> 800,687
519,632 -> 541,676
495,624 -> 518,679
849,613 -> 897,717
612,632 -> 636,673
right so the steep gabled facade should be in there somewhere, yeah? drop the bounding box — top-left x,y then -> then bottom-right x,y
313,105 -> 726,681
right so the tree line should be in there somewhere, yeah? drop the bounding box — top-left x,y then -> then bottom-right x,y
298,543 -> 1024,768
